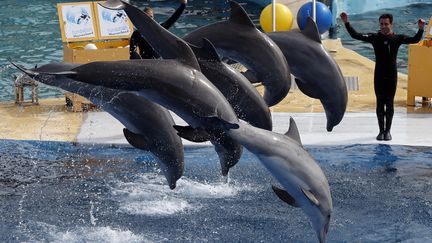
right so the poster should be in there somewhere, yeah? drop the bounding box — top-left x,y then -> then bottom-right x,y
58,3 -> 97,41
95,2 -> 132,39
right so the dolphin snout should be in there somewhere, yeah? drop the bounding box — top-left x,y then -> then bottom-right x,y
317,215 -> 331,243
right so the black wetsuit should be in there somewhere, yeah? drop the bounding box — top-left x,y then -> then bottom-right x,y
345,22 -> 423,134
129,4 -> 186,59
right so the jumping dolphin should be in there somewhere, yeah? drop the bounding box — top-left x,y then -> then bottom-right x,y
267,18 -> 348,132
13,63 -> 184,189
183,1 -> 291,107
100,0 -> 273,131
190,39 -> 272,130
179,117 -> 333,243
12,58 -> 243,177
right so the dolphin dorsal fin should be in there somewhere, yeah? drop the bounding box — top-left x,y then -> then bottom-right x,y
302,188 -> 320,206
284,117 -> 302,145
229,1 -> 255,28
174,40 -> 201,70
301,17 -> 322,44
190,38 -> 221,62
116,1 -> 200,70
272,185 -> 299,207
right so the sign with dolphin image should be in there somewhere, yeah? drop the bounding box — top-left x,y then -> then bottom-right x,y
57,2 -> 97,42
94,1 -> 133,39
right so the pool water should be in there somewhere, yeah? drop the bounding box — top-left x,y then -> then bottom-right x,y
1,1 -> 431,101
1,140 -> 431,242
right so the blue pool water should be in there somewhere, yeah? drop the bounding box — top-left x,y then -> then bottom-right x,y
1,1 -> 432,101
1,140 -> 431,242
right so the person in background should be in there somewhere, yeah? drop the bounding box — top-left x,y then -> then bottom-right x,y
340,12 -> 425,141
129,0 -> 187,59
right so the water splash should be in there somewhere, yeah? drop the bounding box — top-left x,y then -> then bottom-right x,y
111,173 -> 256,216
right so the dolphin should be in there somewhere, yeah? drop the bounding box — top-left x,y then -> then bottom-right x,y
179,117 -> 333,243
13,58 -> 243,177
13,63 -> 184,189
100,0 -> 273,131
266,18 -> 348,132
190,39 -> 272,130
183,1 -> 291,107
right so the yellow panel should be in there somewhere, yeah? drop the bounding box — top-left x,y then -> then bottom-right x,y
407,41 -> 432,105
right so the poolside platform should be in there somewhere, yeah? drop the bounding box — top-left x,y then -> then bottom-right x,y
0,39 -> 431,146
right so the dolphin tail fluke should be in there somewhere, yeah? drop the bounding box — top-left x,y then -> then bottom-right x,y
98,0 -> 126,10
172,125 -> 212,143
271,185 -> 299,207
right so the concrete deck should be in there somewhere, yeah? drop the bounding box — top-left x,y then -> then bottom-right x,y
1,39 -> 431,146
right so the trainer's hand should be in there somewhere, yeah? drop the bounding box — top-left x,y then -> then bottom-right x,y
179,0 -> 187,4
418,18 -> 426,30
340,12 -> 348,23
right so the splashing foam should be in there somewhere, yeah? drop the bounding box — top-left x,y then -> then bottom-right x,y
30,222 -> 152,242
111,173 -> 256,216
52,226 -> 149,242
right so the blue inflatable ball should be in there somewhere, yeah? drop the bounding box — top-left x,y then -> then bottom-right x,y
297,2 -> 332,34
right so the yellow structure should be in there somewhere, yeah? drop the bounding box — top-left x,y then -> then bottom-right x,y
63,39 -> 129,64
57,1 -> 132,111
407,18 -> 432,106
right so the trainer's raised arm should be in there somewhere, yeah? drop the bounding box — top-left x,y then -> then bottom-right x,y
340,12 -> 348,23
418,18 -> 426,30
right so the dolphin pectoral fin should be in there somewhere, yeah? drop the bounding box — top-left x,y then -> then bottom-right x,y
302,17 -> 322,44
173,125 -> 212,142
272,185 -> 299,207
295,78 -> 320,99
228,1 -> 255,28
284,117 -> 302,145
242,70 -> 260,84
301,188 -> 320,206
123,128 -> 152,151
